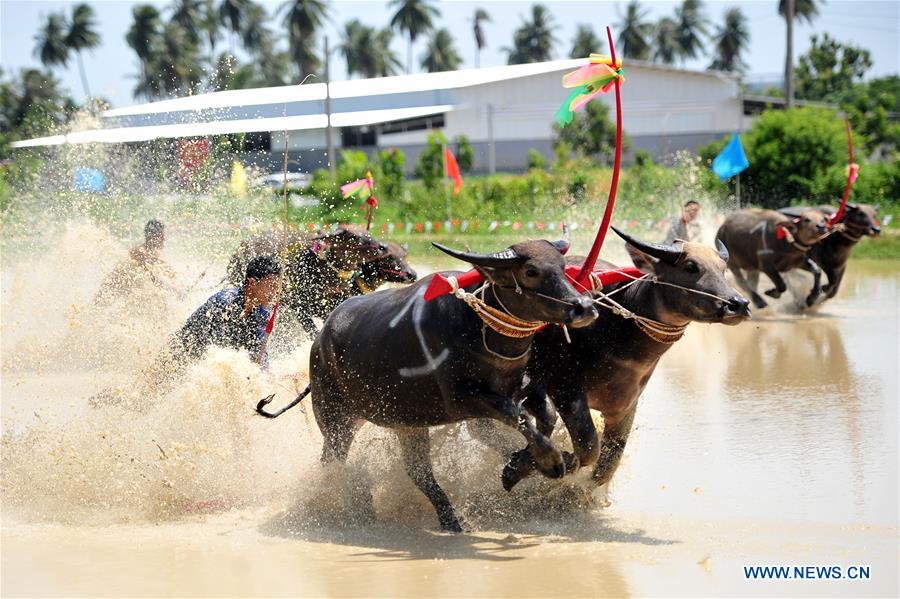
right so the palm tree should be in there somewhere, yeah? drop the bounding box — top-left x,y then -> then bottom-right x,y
171,0 -> 204,45
617,0 -> 651,60
421,28 -> 462,73
65,4 -> 101,99
570,24 -> 602,58
389,0 -> 440,74
219,0 -> 249,52
126,5 -> 162,100
675,0 -> 708,62
34,13 -> 70,72
281,0 -> 329,78
652,17 -> 680,65
708,7 -> 748,73
504,4 -> 558,65
241,3 -> 271,56
340,20 -> 401,78
779,0 -> 820,107
473,8 -> 490,68
155,22 -> 203,96
199,0 -> 221,66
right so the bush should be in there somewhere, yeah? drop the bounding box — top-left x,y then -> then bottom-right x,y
454,135 -> 474,172
527,148 -> 546,170
416,131 -> 447,190
377,148 -> 406,201
700,107 -> 847,208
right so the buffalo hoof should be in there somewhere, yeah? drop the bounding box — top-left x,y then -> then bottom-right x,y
501,462 -> 524,492
751,294 -> 768,309
805,295 -> 819,307
440,518 -> 464,534
764,288 -> 782,299
562,451 -> 580,473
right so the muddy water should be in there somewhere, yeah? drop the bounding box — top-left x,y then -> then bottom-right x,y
1,225 -> 898,597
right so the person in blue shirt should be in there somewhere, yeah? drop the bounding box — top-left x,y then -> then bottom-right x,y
90,256 -> 281,408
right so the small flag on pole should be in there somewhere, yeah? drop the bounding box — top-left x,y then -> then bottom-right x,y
712,133 -> 749,181
444,147 -> 463,195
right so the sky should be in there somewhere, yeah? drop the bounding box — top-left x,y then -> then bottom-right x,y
1,0 -> 898,108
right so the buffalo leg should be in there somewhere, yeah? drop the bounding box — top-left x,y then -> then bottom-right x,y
465,390 -> 565,481
799,257 -> 823,306
822,265 -> 845,299
502,386 -> 597,491
396,427 -> 463,533
591,407 -> 637,487
761,262 -> 788,299
729,265 -> 767,309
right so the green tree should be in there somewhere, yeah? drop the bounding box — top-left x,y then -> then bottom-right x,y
795,33 -> 872,101
171,0 -> 205,45
708,7 -> 748,73
779,0 -> 822,105
700,107 -> 846,206
554,101 -> 630,164
377,148 -> 406,199
454,135 -> 474,172
570,24 -> 602,58
831,76 -> 900,156
281,0 -> 329,78
339,20 -> 401,78
241,3 -> 272,57
126,5 -> 163,99
199,0 -> 221,66
505,4 -> 558,64
219,0 -> 249,50
617,0 -> 651,60
420,28 -> 462,73
389,0 -> 439,74
473,8 -> 490,68
652,17 -> 680,65
65,3 -> 101,99
674,0 -> 708,62
35,13 -> 70,72
416,131 -> 448,190
154,22 -> 204,96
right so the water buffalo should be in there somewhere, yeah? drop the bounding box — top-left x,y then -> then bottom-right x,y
310,239 -> 598,532
226,227 -> 393,336
491,229 -> 752,491
779,204 -> 881,301
716,208 -> 828,308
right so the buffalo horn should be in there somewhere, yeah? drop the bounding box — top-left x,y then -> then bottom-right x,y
432,242 -> 522,268
716,239 -> 730,263
611,226 -> 683,264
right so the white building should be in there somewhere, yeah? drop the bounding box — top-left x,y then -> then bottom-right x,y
14,59 -> 742,173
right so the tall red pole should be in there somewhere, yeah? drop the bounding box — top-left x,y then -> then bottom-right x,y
576,25 -> 623,286
830,118 -> 855,226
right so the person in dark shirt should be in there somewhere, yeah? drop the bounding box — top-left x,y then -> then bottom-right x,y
160,255 -> 281,377
90,256 -> 281,408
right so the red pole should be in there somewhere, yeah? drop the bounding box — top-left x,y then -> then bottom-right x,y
830,118 -> 854,226
577,25 -> 623,286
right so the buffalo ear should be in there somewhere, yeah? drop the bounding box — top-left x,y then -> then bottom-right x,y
625,243 -> 659,274
548,239 -> 570,255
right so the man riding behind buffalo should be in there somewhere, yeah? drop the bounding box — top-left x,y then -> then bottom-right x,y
91,256 -> 281,408
664,200 -> 702,244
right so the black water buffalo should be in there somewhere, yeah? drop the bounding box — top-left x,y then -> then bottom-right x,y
779,204 -> 881,301
488,229 -> 751,491
716,208 -> 828,308
227,227 -> 394,336
310,239 -> 598,532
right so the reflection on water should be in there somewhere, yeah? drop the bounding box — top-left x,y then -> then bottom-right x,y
614,261 -> 899,527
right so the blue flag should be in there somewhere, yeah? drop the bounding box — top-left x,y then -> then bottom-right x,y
712,133 -> 749,181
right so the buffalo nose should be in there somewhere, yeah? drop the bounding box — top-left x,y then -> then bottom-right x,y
729,295 -> 751,315
568,296 -> 598,323
816,223 -> 826,232
871,225 -> 882,235
406,269 -> 418,282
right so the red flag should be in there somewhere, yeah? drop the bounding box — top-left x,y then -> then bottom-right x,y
444,147 -> 463,195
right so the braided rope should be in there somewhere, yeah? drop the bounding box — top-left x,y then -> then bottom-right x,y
446,276 -> 544,338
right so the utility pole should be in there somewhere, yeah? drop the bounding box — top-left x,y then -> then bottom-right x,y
784,0 -> 795,109
324,36 -> 336,177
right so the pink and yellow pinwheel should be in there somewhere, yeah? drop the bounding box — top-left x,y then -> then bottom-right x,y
340,170 -> 375,200
848,162 -> 860,185
556,53 -> 624,127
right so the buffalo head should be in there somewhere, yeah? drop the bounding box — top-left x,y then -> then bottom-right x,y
843,204 -> 881,237
362,242 -> 418,284
613,227 -> 751,326
784,210 -> 829,246
319,226 -> 389,268
433,239 -> 597,328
